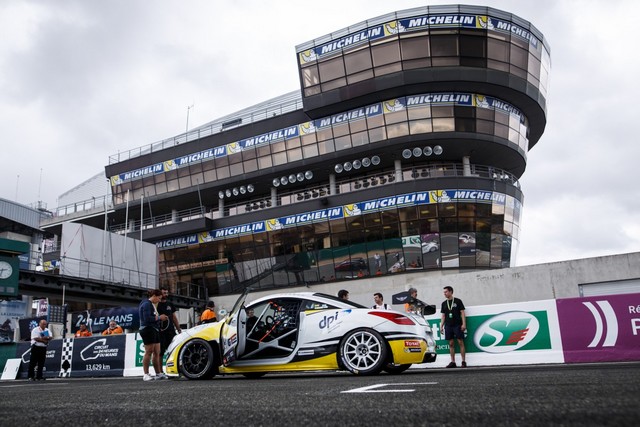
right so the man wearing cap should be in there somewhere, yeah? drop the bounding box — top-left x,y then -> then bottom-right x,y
404,288 -> 418,313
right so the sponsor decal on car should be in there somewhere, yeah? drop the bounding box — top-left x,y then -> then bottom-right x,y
297,349 -> 315,356
404,340 -> 420,347
319,309 -> 351,333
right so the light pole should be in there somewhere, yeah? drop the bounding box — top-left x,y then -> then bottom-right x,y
186,104 -> 194,133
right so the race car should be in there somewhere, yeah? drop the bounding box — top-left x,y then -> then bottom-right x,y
165,289 -> 437,379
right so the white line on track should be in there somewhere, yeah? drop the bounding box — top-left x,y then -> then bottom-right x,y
341,382 -> 438,393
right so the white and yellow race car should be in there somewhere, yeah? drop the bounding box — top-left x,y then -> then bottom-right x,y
165,290 -> 437,379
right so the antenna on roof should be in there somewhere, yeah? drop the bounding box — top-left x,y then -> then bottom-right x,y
186,103 -> 195,133
38,168 -> 43,201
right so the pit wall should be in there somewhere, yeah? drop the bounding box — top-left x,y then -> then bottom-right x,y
5,292 -> 639,379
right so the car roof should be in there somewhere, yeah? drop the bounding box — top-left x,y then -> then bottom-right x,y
246,292 -> 366,309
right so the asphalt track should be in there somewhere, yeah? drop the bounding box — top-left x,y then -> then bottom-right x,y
1,363 -> 638,426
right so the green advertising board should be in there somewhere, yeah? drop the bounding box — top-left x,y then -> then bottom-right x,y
428,310 -> 552,354
135,339 -> 168,366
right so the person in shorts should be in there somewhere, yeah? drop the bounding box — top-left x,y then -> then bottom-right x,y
139,289 -> 168,381
440,286 -> 467,368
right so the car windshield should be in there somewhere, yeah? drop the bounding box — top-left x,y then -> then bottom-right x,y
312,293 -> 367,308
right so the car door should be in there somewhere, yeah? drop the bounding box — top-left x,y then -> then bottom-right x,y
237,298 -> 303,361
220,288 -> 251,365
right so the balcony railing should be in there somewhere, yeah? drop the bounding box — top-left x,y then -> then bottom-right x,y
108,91 -> 303,164
102,163 -> 519,234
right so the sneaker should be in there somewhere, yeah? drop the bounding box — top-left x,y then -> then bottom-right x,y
28,378 -> 35,381
461,361 -> 467,368
156,373 -> 169,380
143,374 -> 155,381
446,362 -> 457,368
37,377 -> 46,381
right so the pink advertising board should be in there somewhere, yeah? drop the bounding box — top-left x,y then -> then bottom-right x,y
556,293 -> 640,363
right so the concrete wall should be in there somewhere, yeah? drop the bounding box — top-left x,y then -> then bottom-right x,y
210,252 -> 640,313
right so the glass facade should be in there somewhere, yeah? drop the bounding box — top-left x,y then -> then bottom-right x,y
158,190 -> 521,296
299,10 -> 550,100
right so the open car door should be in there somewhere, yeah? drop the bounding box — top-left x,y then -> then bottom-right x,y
220,287 -> 251,365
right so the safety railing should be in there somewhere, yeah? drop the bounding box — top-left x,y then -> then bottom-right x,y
108,91 -> 303,164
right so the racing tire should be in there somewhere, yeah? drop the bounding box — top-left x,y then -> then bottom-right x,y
339,328 -> 388,376
383,363 -> 411,374
242,372 -> 267,379
178,338 -> 218,380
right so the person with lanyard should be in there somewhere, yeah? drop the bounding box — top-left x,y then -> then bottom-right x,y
139,289 -> 169,381
440,286 -> 467,368
28,319 -> 52,381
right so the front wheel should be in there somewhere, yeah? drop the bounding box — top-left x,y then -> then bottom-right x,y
339,328 -> 387,375
383,363 -> 411,374
179,338 -> 218,380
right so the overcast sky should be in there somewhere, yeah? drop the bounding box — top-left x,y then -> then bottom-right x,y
1,0 -> 638,267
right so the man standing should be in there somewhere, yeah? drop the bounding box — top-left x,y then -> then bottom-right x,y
139,289 -> 168,381
28,319 -> 52,381
440,286 -> 467,368
371,293 -> 389,310
338,289 -> 349,300
158,287 -> 182,357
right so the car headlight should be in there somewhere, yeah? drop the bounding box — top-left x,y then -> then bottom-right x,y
165,330 -> 190,357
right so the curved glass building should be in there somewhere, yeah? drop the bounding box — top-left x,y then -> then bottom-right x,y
103,5 -> 550,296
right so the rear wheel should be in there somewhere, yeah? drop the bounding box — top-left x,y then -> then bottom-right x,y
179,338 -> 218,380
383,363 -> 411,374
339,328 -> 387,375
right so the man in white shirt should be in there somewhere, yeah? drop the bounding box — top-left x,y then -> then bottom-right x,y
371,293 -> 390,310
28,319 -> 52,381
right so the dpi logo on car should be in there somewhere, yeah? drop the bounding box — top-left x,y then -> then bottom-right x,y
473,311 -> 540,353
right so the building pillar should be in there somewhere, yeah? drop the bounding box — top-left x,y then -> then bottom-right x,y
271,187 -> 277,207
171,209 -> 178,223
218,199 -> 224,217
394,160 -> 402,182
329,174 -> 336,195
463,156 -> 471,176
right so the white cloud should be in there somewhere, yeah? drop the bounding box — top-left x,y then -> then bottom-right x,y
1,0 -> 638,265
